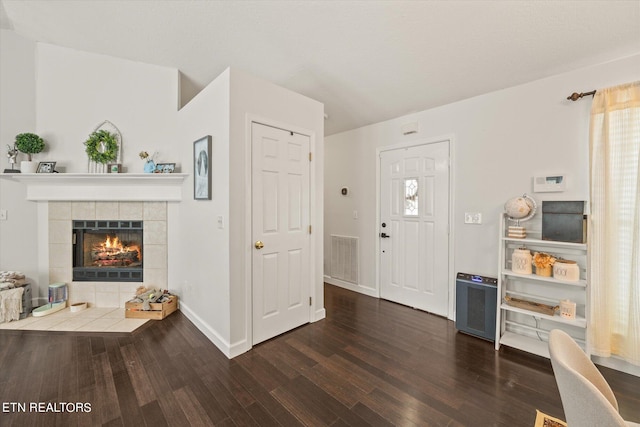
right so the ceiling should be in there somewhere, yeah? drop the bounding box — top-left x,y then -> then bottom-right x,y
1,1 -> 639,136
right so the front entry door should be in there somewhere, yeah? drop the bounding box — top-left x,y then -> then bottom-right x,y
251,122 -> 311,345
379,141 -> 450,316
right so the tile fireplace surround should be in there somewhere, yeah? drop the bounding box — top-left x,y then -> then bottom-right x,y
48,201 -> 168,308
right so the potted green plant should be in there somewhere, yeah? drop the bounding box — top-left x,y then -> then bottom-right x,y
15,132 -> 45,173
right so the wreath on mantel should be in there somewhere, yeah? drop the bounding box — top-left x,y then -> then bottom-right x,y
84,129 -> 119,164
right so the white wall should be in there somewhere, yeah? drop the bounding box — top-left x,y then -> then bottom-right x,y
171,67 -> 326,358
0,30 -> 38,287
35,43 -> 180,173
172,68 -> 232,353
324,54 -> 640,317
1,36 -> 324,358
1,42 -> 182,301
169,67 -> 326,358
24,43 -> 237,353
228,68 -> 325,355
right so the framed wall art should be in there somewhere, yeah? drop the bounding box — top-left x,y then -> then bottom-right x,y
193,135 -> 212,200
36,161 -> 56,173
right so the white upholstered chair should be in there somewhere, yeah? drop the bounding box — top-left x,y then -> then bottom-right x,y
548,329 -> 639,426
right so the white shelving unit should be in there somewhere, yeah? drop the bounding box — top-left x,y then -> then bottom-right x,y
495,214 -> 588,358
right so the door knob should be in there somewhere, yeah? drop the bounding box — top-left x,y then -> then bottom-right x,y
255,240 -> 264,249
380,233 -> 391,238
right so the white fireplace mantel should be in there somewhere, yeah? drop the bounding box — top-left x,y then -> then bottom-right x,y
1,173 -> 189,201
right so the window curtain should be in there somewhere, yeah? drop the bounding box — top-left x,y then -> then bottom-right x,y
588,81 -> 640,366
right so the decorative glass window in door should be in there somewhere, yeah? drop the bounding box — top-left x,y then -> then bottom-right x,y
404,178 -> 418,216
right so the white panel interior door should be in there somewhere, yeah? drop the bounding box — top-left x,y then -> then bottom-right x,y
379,141 -> 449,316
252,122 -> 310,345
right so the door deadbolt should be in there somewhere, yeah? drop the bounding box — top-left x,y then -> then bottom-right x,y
255,240 -> 264,249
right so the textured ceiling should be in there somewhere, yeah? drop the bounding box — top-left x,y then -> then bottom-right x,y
2,0 -> 639,135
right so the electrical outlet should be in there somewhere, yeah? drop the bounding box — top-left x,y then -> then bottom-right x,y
464,212 -> 482,224
0,209 -> 7,221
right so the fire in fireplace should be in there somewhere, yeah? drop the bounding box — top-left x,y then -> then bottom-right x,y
73,220 -> 143,282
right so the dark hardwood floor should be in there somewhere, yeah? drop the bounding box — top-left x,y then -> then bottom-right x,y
1,284 -> 639,426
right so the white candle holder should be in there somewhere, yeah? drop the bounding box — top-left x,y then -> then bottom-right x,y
560,299 -> 576,319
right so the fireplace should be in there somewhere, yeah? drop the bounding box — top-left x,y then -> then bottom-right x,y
72,220 -> 143,282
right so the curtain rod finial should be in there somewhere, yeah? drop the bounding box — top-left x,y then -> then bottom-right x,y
568,92 -> 582,101
567,90 -> 596,101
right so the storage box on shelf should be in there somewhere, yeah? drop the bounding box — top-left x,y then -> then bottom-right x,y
495,213 -> 588,358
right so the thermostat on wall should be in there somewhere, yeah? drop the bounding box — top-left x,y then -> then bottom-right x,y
533,174 -> 566,192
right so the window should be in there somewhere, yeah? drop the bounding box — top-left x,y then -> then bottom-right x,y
404,178 -> 418,216
589,81 -> 640,365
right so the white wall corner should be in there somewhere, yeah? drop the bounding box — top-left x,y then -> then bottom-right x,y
36,201 -> 49,298
314,307 -> 326,322
228,339 -> 251,359
324,276 -> 379,298
179,301 -> 233,358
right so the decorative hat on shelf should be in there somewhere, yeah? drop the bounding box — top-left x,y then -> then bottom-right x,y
504,194 -> 537,238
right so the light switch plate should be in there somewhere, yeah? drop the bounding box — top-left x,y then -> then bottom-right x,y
464,212 -> 482,224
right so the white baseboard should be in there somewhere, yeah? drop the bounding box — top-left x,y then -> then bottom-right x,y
228,339 -> 251,359
178,301 -> 323,359
324,276 -> 378,298
179,301 -> 234,358
592,355 -> 640,378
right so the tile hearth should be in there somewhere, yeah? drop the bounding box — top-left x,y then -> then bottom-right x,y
0,307 -> 148,332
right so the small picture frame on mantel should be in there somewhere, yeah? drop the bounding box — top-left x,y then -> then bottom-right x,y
36,161 -> 56,173
108,163 -> 121,173
155,163 -> 176,173
194,135 -> 212,200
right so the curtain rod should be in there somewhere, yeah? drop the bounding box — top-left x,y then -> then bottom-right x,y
567,90 -> 596,101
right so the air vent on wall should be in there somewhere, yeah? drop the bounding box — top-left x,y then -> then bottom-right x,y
330,235 -> 359,284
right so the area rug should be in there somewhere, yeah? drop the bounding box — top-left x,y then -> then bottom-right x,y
534,410 -> 567,427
